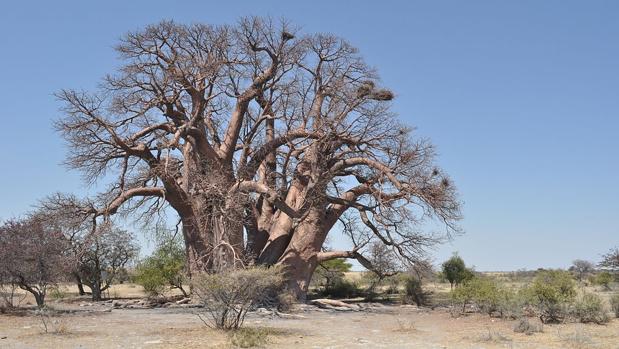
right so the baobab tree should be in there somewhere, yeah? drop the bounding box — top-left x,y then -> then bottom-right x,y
51,17 -> 461,299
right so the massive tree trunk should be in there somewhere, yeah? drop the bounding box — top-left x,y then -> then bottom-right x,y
276,204 -> 329,300
180,201 -> 245,275
257,174 -> 308,265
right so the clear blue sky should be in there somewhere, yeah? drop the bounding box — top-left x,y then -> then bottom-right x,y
1,1 -> 617,271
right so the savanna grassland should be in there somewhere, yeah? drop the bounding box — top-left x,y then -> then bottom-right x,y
1,270 -> 618,349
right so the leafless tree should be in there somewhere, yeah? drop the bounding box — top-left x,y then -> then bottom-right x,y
570,259 -> 595,281
36,196 -> 94,295
75,225 -> 139,301
361,242 -> 400,292
36,200 -> 139,300
0,216 -> 71,307
600,248 -> 619,270
52,18 -> 461,299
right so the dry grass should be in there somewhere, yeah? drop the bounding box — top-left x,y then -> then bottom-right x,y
1,272 -> 618,348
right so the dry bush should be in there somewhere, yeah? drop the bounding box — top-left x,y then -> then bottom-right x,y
0,283 -> 26,311
610,294 -> 619,318
513,317 -> 543,335
476,328 -> 512,343
228,327 -> 271,348
192,266 -> 284,329
274,290 -> 296,312
572,293 -> 609,324
558,326 -> 595,349
48,287 -> 68,300
36,309 -> 71,335
402,277 -> 428,306
393,318 -> 417,333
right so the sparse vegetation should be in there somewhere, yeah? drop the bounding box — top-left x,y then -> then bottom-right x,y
36,309 -> 71,335
0,10 -> 618,349
0,282 -> 24,311
559,326 -> 595,349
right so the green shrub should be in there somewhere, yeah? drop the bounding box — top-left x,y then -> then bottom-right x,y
441,254 -> 474,289
470,277 -> 502,315
135,238 -> 188,298
450,277 -> 504,315
135,270 -> 166,298
323,278 -> 360,299
402,277 -> 426,306
528,270 -> 576,323
572,293 -> 609,324
450,279 -> 476,315
610,294 -> 619,318
192,266 -> 284,329
592,272 -> 613,290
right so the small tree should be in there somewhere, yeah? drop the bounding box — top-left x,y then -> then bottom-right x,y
570,260 -> 594,281
136,237 -> 188,297
0,216 -> 70,307
442,254 -> 473,289
76,225 -> 139,301
362,242 -> 400,294
312,258 -> 352,293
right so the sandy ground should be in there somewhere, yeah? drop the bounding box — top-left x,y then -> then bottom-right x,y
1,303 -> 618,349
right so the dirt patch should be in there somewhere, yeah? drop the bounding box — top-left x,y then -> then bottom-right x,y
1,305 -> 618,348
